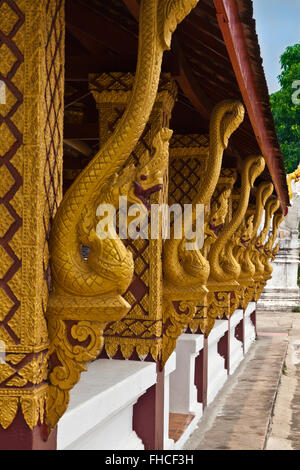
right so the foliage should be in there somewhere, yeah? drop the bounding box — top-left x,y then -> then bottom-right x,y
270,44 -> 300,173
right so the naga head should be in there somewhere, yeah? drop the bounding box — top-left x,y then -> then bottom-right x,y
210,100 -> 245,151
104,128 -> 172,211
204,187 -> 231,247
132,128 -> 173,209
255,198 -> 280,250
239,215 -> 254,249
246,155 -> 265,188
158,0 -> 199,50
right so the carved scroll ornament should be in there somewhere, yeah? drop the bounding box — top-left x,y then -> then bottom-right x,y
46,0 -> 201,431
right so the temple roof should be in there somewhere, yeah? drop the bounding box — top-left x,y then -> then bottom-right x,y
64,0 -> 289,213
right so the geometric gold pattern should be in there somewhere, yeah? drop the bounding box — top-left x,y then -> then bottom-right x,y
0,0 -> 65,430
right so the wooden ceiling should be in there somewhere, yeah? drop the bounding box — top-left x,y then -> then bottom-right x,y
63,0 -> 289,205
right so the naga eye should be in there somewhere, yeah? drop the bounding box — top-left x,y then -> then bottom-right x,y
140,174 -> 147,181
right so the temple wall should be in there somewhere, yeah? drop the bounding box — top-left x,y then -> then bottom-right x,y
258,180 -> 300,310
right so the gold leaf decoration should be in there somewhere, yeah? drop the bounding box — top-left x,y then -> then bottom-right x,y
0,397 -> 19,429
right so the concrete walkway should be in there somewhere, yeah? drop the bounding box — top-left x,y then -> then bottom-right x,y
184,310 -> 300,450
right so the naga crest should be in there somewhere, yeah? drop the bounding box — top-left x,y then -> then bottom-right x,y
159,0 -> 199,49
239,215 -> 254,249
99,127 -> 172,210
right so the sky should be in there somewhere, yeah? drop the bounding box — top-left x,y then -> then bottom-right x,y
252,0 -> 300,94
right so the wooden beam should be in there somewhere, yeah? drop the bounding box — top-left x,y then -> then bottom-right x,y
66,54 -> 138,81
196,2 -> 218,18
66,24 -> 106,56
65,52 -> 179,82
64,139 -> 94,157
64,123 -> 99,140
185,14 -> 224,42
122,0 -> 140,20
122,0 -> 212,120
184,45 -> 236,80
65,89 -> 91,109
179,18 -> 229,58
191,62 -> 240,96
66,1 -> 137,54
173,39 -> 212,120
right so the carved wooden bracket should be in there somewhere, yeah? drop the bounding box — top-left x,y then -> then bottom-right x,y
46,295 -> 130,430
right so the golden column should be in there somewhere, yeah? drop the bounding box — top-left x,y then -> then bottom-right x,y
90,72 -> 178,364
0,0 -> 64,441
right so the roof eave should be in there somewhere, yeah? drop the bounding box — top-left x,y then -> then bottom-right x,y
213,0 -> 289,214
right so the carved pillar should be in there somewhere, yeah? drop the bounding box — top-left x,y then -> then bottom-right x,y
168,134 -> 209,336
0,0 -> 64,448
90,73 -> 177,364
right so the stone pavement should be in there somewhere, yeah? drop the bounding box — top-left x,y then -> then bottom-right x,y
184,310 -> 300,450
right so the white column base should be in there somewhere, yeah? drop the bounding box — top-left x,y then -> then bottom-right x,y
244,302 -> 256,353
229,309 -> 244,375
57,359 -> 156,450
207,320 -> 228,406
164,352 -> 176,450
169,334 -> 204,417
168,336 -> 204,450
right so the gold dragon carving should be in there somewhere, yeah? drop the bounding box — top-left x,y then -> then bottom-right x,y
252,197 -> 280,300
287,164 -> 300,200
91,73 -> 177,363
205,155 -> 265,335
161,100 -> 245,366
232,207 -> 255,308
46,0 -> 200,430
188,170 -> 237,334
260,210 -> 284,288
239,182 -> 274,310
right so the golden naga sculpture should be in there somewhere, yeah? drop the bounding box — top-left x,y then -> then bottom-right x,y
252,197 -> 280,300
205,155 -> 265,334
188,169 -> 237,334
261,210 -> 284,285
238,182 -> 274,309
287,164 -> 300,200
204,187 -> 233,252
162,100 -> 245,366
232,209 -> 255,298
46,0 -> 200,431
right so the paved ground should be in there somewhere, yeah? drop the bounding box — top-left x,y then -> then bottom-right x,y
184,310 -> 300,450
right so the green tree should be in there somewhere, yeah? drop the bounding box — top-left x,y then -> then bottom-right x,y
270,44 -> 300,173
